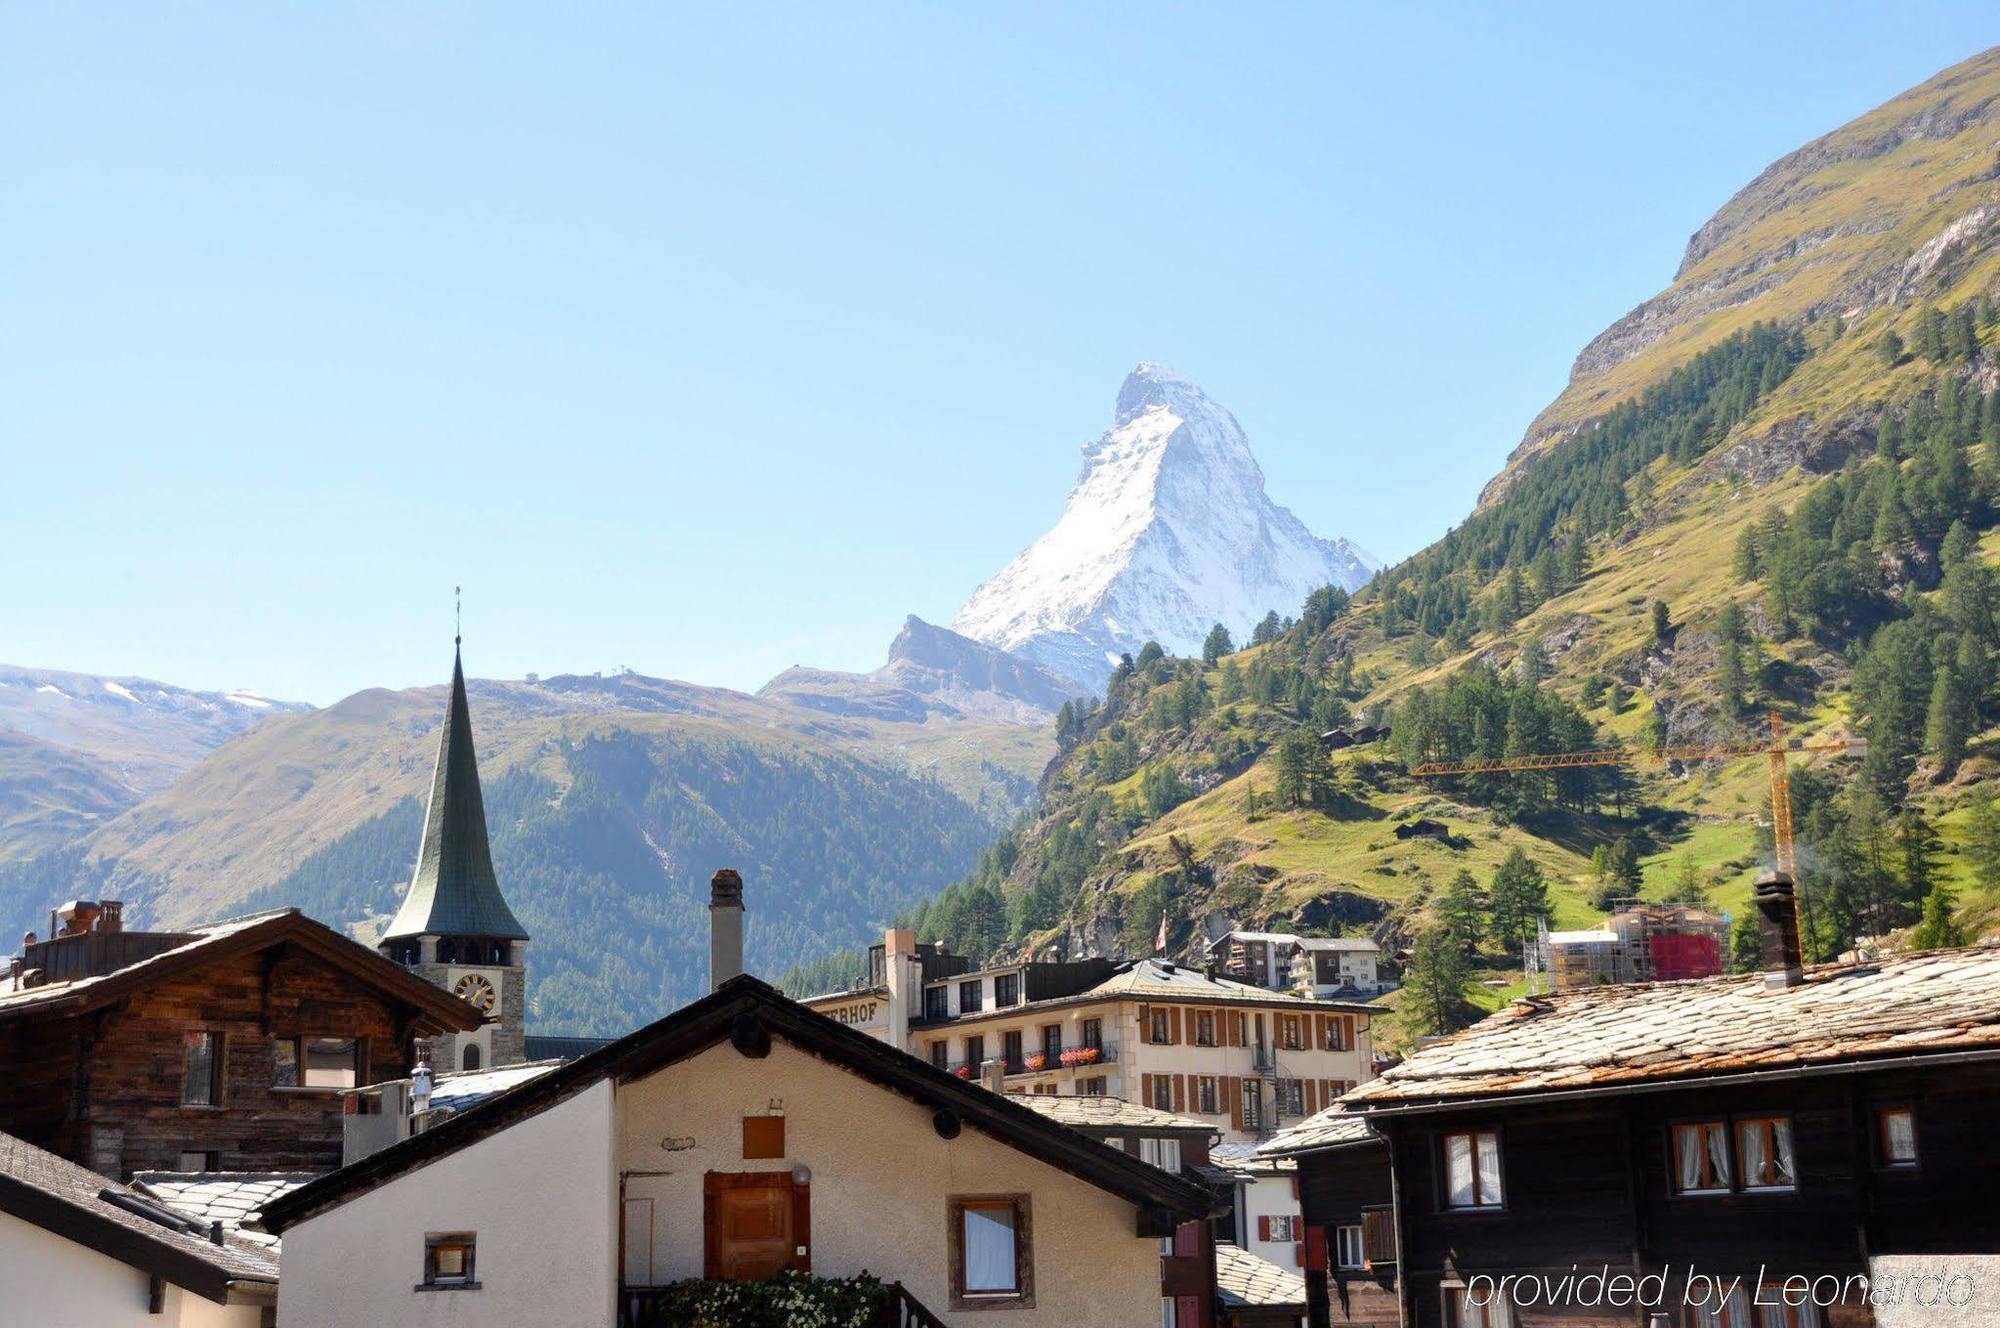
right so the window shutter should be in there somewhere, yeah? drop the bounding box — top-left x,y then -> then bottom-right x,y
1142,1073 -> 1154,1105
1138,1004 -> 1152,1043
1169,1007 -> 1182,1045
1304,1226 -> 1329,1272
1227,1076 -> 1244,1131
1258,1216 -> 1272,1242
1314,1013 -> 1327,1047
1304,1080 -> 1319,1116
1343,1015 -> 1356,1049
1171,1074 -> 1185,1113
1295,1242 -> 1305,1268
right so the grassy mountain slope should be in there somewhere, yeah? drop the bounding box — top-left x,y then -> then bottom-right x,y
1,669 -> 1050,1034
830,48 -> 2000,1029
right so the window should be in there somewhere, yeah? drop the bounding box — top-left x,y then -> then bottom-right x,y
1442,1131 -> 1503,1209
461,1043 -> 481,1072
1196,1076 -> 1219,1115
1449,1286 -> 1512,1328
994,973 -> 1020,1007
1324,1017 -> 1349,1052
1078,1076 -> 1107,1096
1194,1011 -> 1217,1046
1139,1137 -> 1181,1173
1361,1208 -> 1396,1265
1002,1030 -> 1025,1074
1736,1117 -> 1795,1191
1672,1121 -> 1733,1194
959,980 -> 983,1013
275,1036 -> 364,1090
1335,1224 -> 1365,1270
1151,1076 -> 1174,1112
1081,1018 -> 1103,1049
1041,1024 -> 1063,1061
1242,1081 -> 1263,1130
924,987 -> 949,1022
964,1036 -> 985,1073
180,1032 -> 222,1107
1279,1016 -> 1303,1050
1149,1008 -> 1172,1043
1686,1287 -> 1751,1328
929,1042 -> 949,1072
421,1233 -> 478,1290
1875,1105 -> 1918,1169
1751,1297 -> 1819,1328
1278,1079 -> 1305,1117
1265,1215 -> 1300,1241
948,1196 -> 1032,1309
177,1150 -> 219,1172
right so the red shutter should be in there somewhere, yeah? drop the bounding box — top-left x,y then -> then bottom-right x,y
1138,1004 -> 1153,1044
1257,1216 -> 1272,1242
1169,1007 -> 1182,1045
1171,1074 -> 1185,1112
1304,1226 -> 1329,1272
1142,1073 -> 1154,1105
1304,1080 -> 1319,1115
1295,1243 -> 1305,1268
1228,1076 -> 1244,1131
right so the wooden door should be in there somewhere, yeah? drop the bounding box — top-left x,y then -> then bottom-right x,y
704,1172 -> 809,1280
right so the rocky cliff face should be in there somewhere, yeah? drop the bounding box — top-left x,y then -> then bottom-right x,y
760,615 -> 1075,724
953,364 -> 1375,690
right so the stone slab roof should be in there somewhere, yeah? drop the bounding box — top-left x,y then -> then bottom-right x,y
0,1132 -> 278,1299
1006,1093 -> 1211,1133
130,1172 -> 316,1251
1204,1140 -> 1297,1178
1257,1107 -> 1380,1158
1214,1241 -> 1308,1310
1346,945 -> 2000,1110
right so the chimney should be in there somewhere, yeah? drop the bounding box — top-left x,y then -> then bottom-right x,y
209,1220 -> 224,1246
710,869 -> 745,990
883,928 -> 918,1054
1754,872 -> 1805,989
983,1058 -> 1005,1094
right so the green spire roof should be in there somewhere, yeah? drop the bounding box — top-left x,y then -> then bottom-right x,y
382,648 -> 528,942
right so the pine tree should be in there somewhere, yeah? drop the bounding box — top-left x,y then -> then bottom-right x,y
1608,836 -> 1643,892
1250,611 -> 1284,647
1732,525 -> 1761,581
1924,658 -> 1972,777
1876,329 -> 1904,366
1953,302 -> 1981,362
1966,787 -> 2000,892
1729,912 -> 1764,973
1650,599 -> 1672,646
1668,854 -> 1707,906
1489,848 -> 1551,951
1898,809 -> 1942,912
1201,622 -> 1234,663
1400,922 -> 1473,1040
1917,306 -> 1947,362
1437,869 -> 1486,951
1911,882 -> 1966,951
1717,603 -> 1748,716
1273,730 -> 1321,809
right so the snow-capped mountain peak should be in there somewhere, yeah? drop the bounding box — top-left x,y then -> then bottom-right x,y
953,364 -> 1375,691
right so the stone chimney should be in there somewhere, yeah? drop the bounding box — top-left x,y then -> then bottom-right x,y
983,1058 -> 1006,1094
710,869 -> 745,990
1753,872 -> 1805,990
882,928 -> 918,1054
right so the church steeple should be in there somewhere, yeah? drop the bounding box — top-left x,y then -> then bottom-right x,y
383,645 -> 527,943
382,637 -> 530,1070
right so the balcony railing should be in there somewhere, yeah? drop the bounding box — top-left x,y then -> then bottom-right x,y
943,1040 -> 1119,1080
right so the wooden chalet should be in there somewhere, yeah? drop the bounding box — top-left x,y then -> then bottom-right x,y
1262,878 -> 2000,1328
1,903 -> 483,1179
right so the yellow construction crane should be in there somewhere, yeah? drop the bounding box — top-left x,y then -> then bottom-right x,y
1407,713 -> 1867,878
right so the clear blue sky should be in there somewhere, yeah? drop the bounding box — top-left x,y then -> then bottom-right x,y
6,5 -> 1996,704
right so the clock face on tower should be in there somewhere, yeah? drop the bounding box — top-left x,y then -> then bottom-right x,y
453,973 -> 498,1015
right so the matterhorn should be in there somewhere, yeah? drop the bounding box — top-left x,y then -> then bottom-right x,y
954,364 -> 1375,692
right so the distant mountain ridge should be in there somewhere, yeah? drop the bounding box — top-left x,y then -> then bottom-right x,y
761,615 -> 1077,724
954,364 -> 1375,690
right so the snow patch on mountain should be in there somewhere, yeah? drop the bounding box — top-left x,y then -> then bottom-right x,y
953,364 -> 1375,689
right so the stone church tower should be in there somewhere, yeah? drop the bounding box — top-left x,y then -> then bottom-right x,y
379,644 -> 529,1071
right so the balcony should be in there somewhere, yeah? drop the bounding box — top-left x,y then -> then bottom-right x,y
944,1041 -> 1118,1081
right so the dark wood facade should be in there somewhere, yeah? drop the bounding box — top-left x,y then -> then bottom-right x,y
1,910 -> 481,1178
1293,1061 -> 2000,1328
1295,1142 -> 1399,1328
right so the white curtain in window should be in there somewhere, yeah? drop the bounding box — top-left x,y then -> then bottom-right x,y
1446,1134 -> 1475,1207
1474,1133 -> 1502,1205
1771,1119 -> 1795,1186
1677,1126 -> 1702,1190
1884,1110 -> 1915,1162
1739,1121 -> 1767,1185
1708,1124 -> 1732,1188
963,1206 -> 1017,1293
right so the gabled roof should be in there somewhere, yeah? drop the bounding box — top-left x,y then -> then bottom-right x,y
382,648 -> 527,941
260,974 -> 1218,1235
0,1133 -> 278,1304
1343,945 -> 2000,1111
1257,1107 -> 1381,1159
1085,958 -> 1374,1012
1007,1093 -> 1212,1135
0,908 -> 484,1034
130,1172 -> 316,1251
1214,1242 -> 1308,1311
1204,1140 -> 1297,1179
